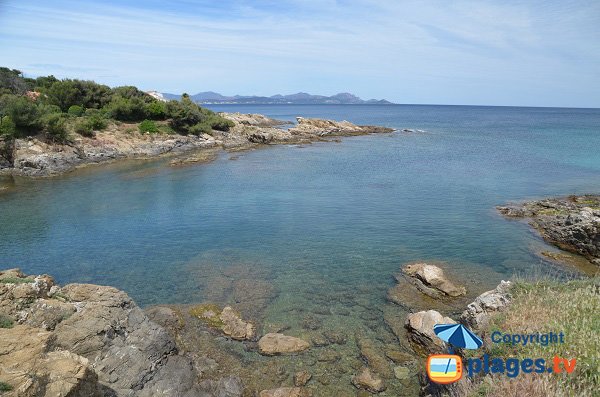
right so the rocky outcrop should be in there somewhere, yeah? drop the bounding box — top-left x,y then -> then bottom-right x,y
0,268 -> 214,396
461,280 -> 512,331
498,195 -> 600,265
351,367 -> 386,393
0,325 -> 101,397
1,114 -> 393,177
402,263 -> 466,297
6,130 -> 218,177
405,310 -> 455,355
290,117 -> 392,136
258,333 -> 310,356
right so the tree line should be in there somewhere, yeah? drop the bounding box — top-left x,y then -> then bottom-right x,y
0,67 -> 234,143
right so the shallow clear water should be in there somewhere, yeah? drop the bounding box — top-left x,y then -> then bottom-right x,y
1,105 -> 600,306
1,104 -> 599,394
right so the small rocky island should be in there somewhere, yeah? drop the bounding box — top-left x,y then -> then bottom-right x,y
0,114 -> 393,177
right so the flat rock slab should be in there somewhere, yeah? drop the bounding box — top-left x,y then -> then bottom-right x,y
258,333 -> 310,355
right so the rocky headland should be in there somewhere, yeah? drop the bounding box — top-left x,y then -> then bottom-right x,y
0,113 -> 394,177
498,195 -> 600,267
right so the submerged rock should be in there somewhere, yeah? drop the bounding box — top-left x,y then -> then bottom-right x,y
351,367 -> 386,393
258,333 -> 310,355
461,280 -> 512,331
294,371 -> 312,387
220,306 -> 256,341
402,262 -> 466,297
258,387 -> 313,397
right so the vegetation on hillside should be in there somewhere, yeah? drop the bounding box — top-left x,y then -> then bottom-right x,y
467,276 -> 599,397
0,67 -> 233,145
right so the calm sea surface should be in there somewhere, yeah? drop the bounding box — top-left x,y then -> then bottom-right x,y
1,105 -> 599,307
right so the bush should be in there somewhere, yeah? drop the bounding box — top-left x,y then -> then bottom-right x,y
188,122 -> 212,136
74,118 -> 95,137
0,94 -> 44,136
83,109 -> 108,131
145,101 -> 166,120
0,314 -> 14,328
0,115 -> 17,138
0,381 -> 12,392
205,114 -> 234,131
138,119 -> 159,133
68,105 -> 84,117
103,95 -> 148,121
43,113 -> 69,143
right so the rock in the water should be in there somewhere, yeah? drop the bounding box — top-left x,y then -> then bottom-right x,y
294,371 -> 312,387
259,387 -> 312,397
403,263 -> 466,297
351,367 -> 386,393
498,195 -> 600,264
258,333 -> 310,355
393,366 -> 411,380
405,310 -> 455,354
219,306 -> 256,340
461,280 -> 512,330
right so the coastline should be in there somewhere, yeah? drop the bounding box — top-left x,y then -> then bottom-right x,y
0,113 -> 394,178
1,196 -> 598,396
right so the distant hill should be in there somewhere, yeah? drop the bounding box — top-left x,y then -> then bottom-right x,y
162,91 -> 393,105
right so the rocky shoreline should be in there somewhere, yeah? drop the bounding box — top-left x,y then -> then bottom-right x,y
0,113 -> 394,177
498,195 -> 600,267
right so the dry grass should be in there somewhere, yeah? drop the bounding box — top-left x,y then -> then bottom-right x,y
469,277 -> 599,397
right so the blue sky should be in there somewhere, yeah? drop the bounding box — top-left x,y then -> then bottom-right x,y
0,0 -> 599,107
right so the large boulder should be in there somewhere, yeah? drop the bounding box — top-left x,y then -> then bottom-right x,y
402,263 -> 466,297
461,280 -> 512,330
405,310 -> 455,355
258,333 -> 310,355
0,325 -> 101,397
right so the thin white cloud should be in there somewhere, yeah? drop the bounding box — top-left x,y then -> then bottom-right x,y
0,0 -> 598,106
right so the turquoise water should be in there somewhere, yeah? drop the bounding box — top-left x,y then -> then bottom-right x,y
1,105 -> 599,308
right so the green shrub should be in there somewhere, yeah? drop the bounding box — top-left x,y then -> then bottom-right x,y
0,94 -> 44,136
145,101 -> 166,120
67,105 -> 84,116
205,114 -> 234,131
74,119 -> 94,137
188,122 -> 212,136
103,95 -> 148,121
0,381 -> 13,392
138,119 -> 159,133
43,113 -> 69,143
0,314 -> 14,328
0,116 -> 17,138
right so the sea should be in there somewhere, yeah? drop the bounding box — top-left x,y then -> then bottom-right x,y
0,104 -> 599,393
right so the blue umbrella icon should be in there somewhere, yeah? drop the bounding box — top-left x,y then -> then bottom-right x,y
433,323 -> 483,350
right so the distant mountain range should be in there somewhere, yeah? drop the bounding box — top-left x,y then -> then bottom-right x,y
162,91 -> 393,105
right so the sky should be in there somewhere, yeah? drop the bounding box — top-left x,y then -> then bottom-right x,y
0,0 -> 599,107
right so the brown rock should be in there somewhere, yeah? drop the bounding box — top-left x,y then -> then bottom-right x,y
356,335 -> 393,378
351,367 -> 386,393
0,325 -> 101,397
403,263 -> 466,297
294,371 -> 312,387
405,310 -> 455,354
219,306 -> 256,340
258,333 -> 310,355
259,387 -> 312,397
